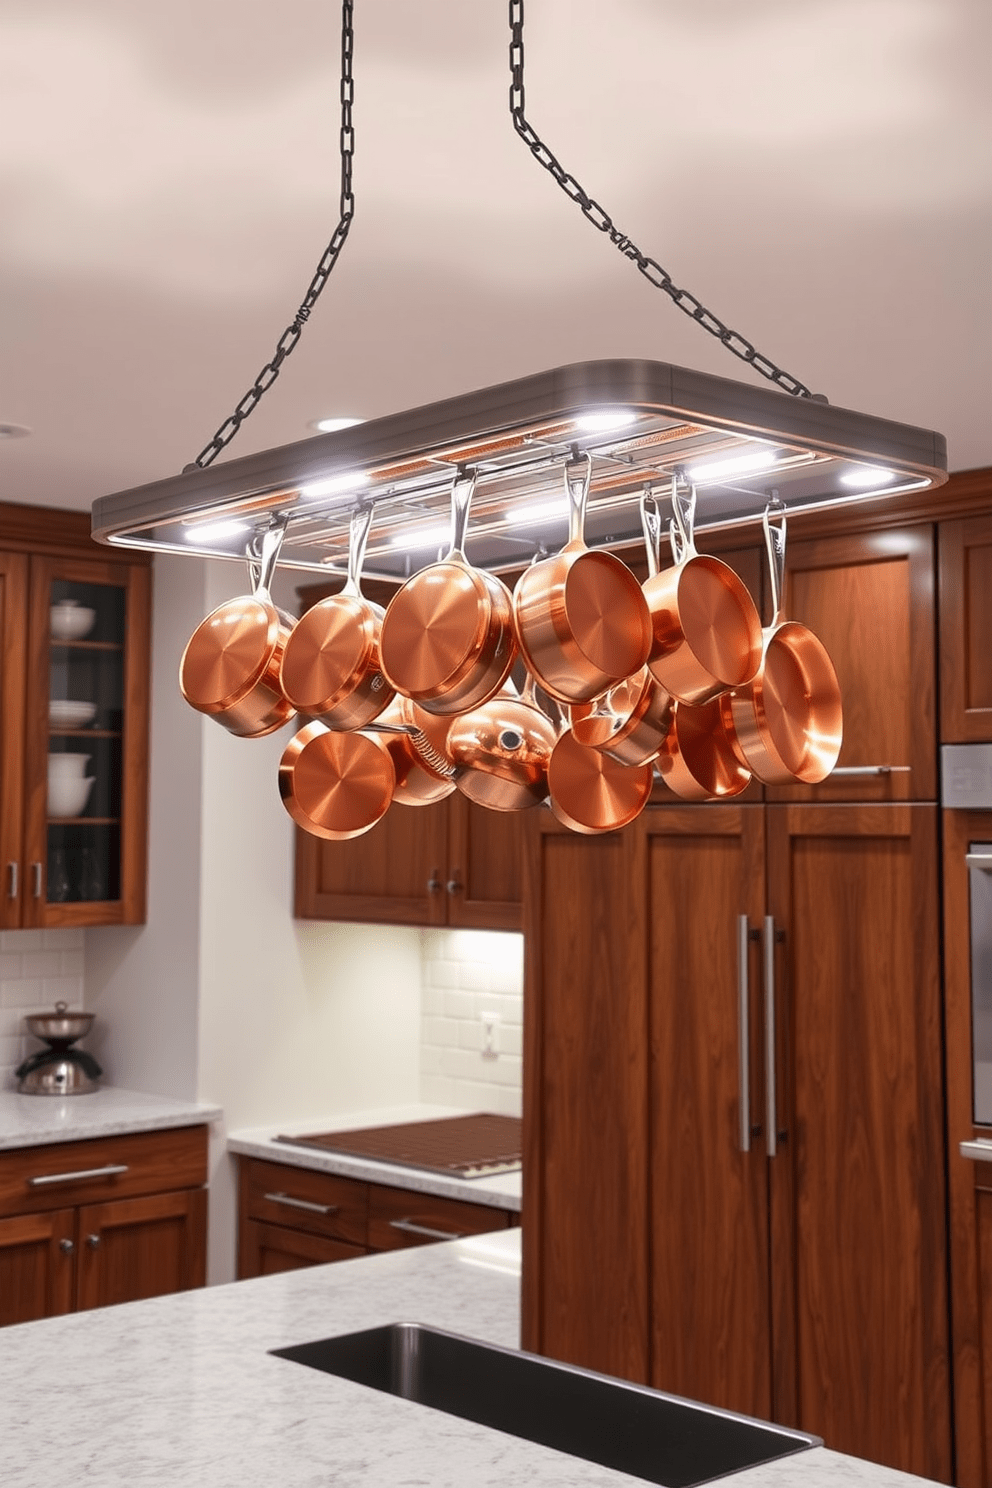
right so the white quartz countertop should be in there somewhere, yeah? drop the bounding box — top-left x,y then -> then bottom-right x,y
229,1102 -> 522,1211
1,1227 -> 940,1488
0,1085 -> 221,1150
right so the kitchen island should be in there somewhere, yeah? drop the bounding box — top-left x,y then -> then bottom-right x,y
1,1228 -> 940,1488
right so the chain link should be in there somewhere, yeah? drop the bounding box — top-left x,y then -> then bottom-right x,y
191,0 -> 356,469
508,0 -> 815,400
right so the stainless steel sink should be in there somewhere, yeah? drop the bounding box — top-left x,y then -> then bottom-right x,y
271,1323 -> 819,1486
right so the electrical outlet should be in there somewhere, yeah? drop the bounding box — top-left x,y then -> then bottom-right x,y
481,1011 -> 500,1059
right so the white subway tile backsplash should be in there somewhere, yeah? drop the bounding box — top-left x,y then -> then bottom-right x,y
1,979 -> 42,1008
0,930 -> 43,952
420,928 -> 523,1114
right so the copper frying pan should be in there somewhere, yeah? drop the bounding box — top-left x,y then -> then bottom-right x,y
279,504 -> 395,730
180,519 -> 296,738
278,722 -> 395,840
379,469 -> 517,716
654,696 -> 752,801
721,501 -> 843,784
447,677 -> 557,812
547,725 -> 654,835
513,452 -> 652,705
643,479 -> 762,704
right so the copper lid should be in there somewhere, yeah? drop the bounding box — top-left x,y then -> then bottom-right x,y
280,594 -> 379,713
380,564 -> 492,696
279,724 -> 394,839
547,728 -> 653,834
181,596 -> 282,713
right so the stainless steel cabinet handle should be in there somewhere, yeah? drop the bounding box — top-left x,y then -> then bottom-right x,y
427,870 -> 442,894
446,877 -> 463,895
830,765 -> 910,776
31,862 -> 43,899
764,915 -> 777,1160
86,1233 -> 101,1249
59,1238 -> 74,1254
966,854 -> 992,873
29,1163 -> 129,1187
263,1191 -> 339,1216
7,861 -> 17,899
389,1217 -> 467,1242
961,1140 -> 992,1162
737,914 -> 751,1154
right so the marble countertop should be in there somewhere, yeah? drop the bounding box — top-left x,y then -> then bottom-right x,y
229,1102 -> 522,1211
0,1085 -> 221,1150
2,1227 -> 939,1488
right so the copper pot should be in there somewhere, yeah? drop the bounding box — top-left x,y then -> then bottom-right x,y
547,726 -> 654,834
642,480 -> 762,705
569,667 -> 673,769
279,504 -> 394,730
655,696 -> 752,801
721,501 -> 843,785
513,452 -> 652,705
447,680 -> 557,811
278,722 -> 395,840
370,698 -> 458,807
180,521 -> 296,738
379,469 -> 517,716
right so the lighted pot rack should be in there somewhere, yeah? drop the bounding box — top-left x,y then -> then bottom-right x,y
91,360 -> 947,579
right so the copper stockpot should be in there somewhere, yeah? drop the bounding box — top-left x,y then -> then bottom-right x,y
654,696 -> 752,801
280,504 -> 394,730
642,480 -> 762,704
180,521 -> 296,738
447,679 -> 557,811
512,453 -> 652,705
278,722 -> 395,840
379,469 -> 517,716
721,502 -> 843,785
547,726 -> 654,834
371,697 -> 458,806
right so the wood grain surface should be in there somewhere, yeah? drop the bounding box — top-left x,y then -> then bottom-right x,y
939,513 -> 992,743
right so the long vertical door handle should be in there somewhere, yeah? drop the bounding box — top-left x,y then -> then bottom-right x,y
737,914 -> 751,1153
764,915 -> 777,1158
7,862 -> 17,900
32,862 -> 43,899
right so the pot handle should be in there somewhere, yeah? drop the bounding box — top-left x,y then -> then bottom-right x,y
247,514 -> 289,602
762,496 -> 788,627
668,474 -> 697,566
563,451 -> 593,548
342,503 -> 374,600
640,486 -> 665,580
446,467 -> 477,565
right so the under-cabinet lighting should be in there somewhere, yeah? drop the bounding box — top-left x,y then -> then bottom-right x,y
574,410 -> 638,434
309,416 -> 366,434
300,471 -> 370,500
184,519 -> 250,543
689,450 -> 778,483
839,466 -> 895,489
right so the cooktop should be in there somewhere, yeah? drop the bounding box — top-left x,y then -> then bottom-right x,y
274,1113 -> 522,1179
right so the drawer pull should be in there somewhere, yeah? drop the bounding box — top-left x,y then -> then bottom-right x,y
29,1163 -> 129,1188
389,1217 -> 467,1242
263,1191 -> 339,1217
59,1237 -> 74,1254
829,765 -> 910,777
86,1233 -> 101,1249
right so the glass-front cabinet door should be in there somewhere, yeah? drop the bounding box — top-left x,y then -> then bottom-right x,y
22,554 -> 150,927
0,552 -> 28,931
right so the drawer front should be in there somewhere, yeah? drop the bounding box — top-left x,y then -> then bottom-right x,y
367,1182 -> 512,1251
240,1158 -> 367,1246
0,1126 -> 208,1217
239,1217 -> 366,1279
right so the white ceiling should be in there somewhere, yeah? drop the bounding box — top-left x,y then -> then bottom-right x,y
1,0 -> 990,515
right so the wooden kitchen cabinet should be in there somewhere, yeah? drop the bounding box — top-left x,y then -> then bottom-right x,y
0,502 -> 152,927
0,1125 -> 208,1328
523,801 -> 951,1482
236,1155 -> 515,1279
939,511 -> 992,742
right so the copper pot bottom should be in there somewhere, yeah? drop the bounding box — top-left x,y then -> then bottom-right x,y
380,564 -> 517,711
656,698 -> 752,801
280,593 -> 393,729
547,729 -> 654,834
645,557 -> 762,705
180,596 -> 295,737
279,724 -> 394,839
724,622 -> 843,784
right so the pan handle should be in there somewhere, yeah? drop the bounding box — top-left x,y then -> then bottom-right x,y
640,487 -> 664,580
563,451 -> 593,548
668,474 -> 697,565
761,497 -> 788,628
341,503 -> 374,600
247,514 -> 290,601
446,467 -> 477,564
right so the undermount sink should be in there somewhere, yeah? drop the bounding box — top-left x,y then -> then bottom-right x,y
271,1323 -> 819,1487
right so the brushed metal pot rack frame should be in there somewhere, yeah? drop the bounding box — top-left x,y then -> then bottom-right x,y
92,358 -> 947,584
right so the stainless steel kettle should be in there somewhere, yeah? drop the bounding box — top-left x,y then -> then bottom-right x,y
16,1002 -> 102,1095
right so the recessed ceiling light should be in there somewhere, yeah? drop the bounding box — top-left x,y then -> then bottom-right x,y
300,471 -> 370,500
185,519 -> 250,544
574,411 -> 638,434
839,466 -> 895,489
309,416 -> 366,434
0,422 -> 31,440
689,450 -> 778,483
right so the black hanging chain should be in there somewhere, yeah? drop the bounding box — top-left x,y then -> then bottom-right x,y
190,0 -> 357,470
508,0 -> 817,400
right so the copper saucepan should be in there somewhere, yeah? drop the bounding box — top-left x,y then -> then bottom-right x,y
379,469 -> 517,716
279,503 -> 395,730
513,452 -> 652,705
654,696 -> 752,801
278,722 -> 395,840
371,698 -> 458,807
643,478 -> 762,704
721,501 -> 842,785
180,520 -> 297,738
447,676 -> 557,812
547,725 -> 654,835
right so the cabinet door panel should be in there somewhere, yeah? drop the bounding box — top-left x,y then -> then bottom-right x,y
0,552 -> 28,928
766,805 -> 950,1480
75,1189 -> 206,1311
294,801 -> 448,925
366,1183 -> 510,1250
239,1218 -> 365,1278
0,1208 -> 75,1327
939,513 -> 992,742
522,819 -> 650,1383
765,528 -> 935,801
445,796 -> 523,930
641,806 -> 771,1419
